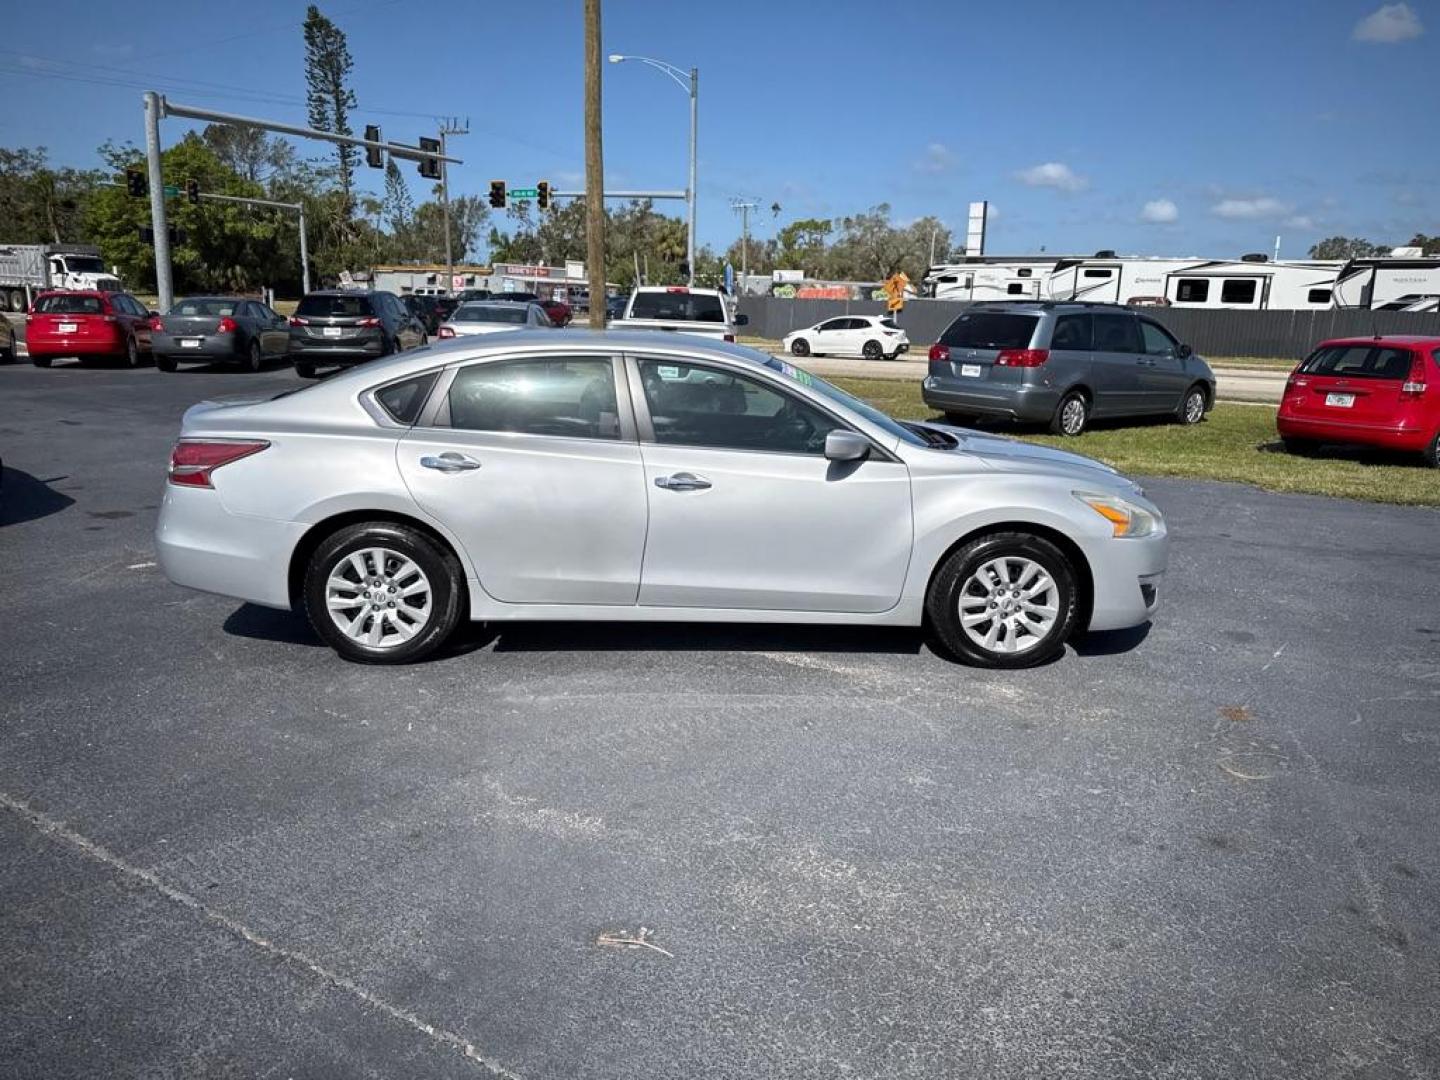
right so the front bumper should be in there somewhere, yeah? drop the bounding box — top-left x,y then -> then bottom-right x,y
155,484 -> 304,610
922,376 -> 1060,422
1080,527 -> 1169,633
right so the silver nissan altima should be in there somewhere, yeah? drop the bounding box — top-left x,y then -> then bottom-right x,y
156,330 -> 1167,668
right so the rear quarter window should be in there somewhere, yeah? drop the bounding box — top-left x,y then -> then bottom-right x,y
374,373 -> 439,424
939,312 -> 1039,350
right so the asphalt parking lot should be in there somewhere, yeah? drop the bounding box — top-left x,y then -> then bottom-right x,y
2,359 -> 1439,1079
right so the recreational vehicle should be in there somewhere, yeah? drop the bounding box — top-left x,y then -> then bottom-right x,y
1332,253 -> 1440,312
1047,255 -> 1341,310
923,256 -> 1055,301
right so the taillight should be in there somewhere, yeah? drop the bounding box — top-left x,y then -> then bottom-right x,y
216,316 -> 237,333
149,315 -> 164,331
357,316 -> 381,327
995,348 -> 1049,367
666,287 -> 690,294
168,439 -> 269,488
437,326 -> 456,339
289,316 -> 308,326
1401,355 -> 1427,397
928,344 -> 950,362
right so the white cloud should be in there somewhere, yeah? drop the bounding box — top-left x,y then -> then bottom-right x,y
1283,215 -> 1315,229
1211,196 -> 1292,220
1140,198 -> 1179,224
1015,162 -> 1087,192
1353,2 -> 1423,42
915,142 -> 955,174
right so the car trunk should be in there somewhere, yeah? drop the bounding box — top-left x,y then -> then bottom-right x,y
29,300 -> 117,346
1285,344 -> 1415,426
160,313 -> 236,350
928,311 -> 1040,386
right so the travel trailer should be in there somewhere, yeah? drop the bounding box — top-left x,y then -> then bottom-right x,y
1048,255 -> 1341,310
923,256 -> 1056,301
1332,252 -> 1440,312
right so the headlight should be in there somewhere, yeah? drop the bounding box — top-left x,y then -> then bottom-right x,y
1073,490 -> 1159,538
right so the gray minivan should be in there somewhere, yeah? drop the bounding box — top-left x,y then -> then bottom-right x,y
922,302 -> 1215,435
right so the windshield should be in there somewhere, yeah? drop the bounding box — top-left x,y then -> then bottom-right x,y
940,312 -> 1039,350
456,305 -> 527,324
762,356 -> 926,447
629,290 -> 726,323
63,255 -> 105,274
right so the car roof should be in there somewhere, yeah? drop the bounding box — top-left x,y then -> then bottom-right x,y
1318,335 -> 1440,347
36,289 -> 115,298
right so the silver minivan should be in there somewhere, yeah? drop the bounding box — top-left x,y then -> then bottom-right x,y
922,302 -> 1216,435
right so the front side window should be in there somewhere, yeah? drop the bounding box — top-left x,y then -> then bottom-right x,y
1175,279 -> 1210,303
1139,320 -> 1179,356
447,357 -> 619,440
638,359 -> 842,455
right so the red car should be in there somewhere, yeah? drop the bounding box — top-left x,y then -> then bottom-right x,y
1277,335 -> 1440,466
27,290 -> 155,368
539,299 -> 572,327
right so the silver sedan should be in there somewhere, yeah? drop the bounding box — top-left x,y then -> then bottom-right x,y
156,331 -> 1168,667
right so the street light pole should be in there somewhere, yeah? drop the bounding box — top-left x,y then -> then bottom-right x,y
143,91 -> 173,311
609,54 -> 698,285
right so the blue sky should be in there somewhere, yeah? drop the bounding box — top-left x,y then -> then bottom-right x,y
0,0 -> 1434,261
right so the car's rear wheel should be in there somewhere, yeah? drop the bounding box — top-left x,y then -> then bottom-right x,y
304,522 -> 465,664
245,340 -> 262,373
926,532 -> 1079,668
1177,384 -> 1207,425
156,353 -> 177,373
124,335 -> 139,368
1423,430 -> 1439,469
862,339 -> 883,361
1051,390 -> 1089,436
790,338 -> 810,357
295,361 -> 317,379
0,340 -> 14,363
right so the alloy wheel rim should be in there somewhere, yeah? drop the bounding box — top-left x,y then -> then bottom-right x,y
325,547 -> 432,649
1186,392 -> 1204,423
1062,398 -> 1085,434
957,556 -> 1059,655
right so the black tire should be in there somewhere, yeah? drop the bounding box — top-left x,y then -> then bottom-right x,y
155,353 -> 177,373
0,341 -> 14,364
295,361 -> 317,379
1050,390 -> 1089,436
1421,430 -> 1439,469
862,339 -> 883,361
790,338 -> 810,357
124,335 -> 139,368
1281,436 -> 1318,456
243,340 -> 262,373
32,354 -> 52,368
1175,384 -> 1207,425
926,531 -> 1080,669
303,521 -> 466,664
419,334 -> 429,347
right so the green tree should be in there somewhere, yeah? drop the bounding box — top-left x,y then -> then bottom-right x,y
201,124 -> 296,184
1308,236 -> 1386,259
1406,233 -> 1439,255
382,159 -> 413,235
303,5 -> 357,209
775,217 -> 832,274
0,147 -> 104,245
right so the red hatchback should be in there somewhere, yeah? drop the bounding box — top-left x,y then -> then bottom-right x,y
27,290 -> 154,368
1277,335 -> 1440,467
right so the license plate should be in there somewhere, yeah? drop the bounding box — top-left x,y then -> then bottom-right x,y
960,363 -> 983,377
58,322 -> 76,333
323,326 -> 343,337
180,338 -> 201,349
1325,392 -> 1355,407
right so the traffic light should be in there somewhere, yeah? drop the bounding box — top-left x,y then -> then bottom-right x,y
536,180 -> 551,211
417,136 -> 441,180
125,168 -> 146,198
186,178 -> 200,205
489,180 -> 507,209
364,124 -> 383,169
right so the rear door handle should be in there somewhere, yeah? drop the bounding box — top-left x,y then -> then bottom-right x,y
654,472 -> 712,491
420,452 -> 481,473
1136,358 -> 1156,366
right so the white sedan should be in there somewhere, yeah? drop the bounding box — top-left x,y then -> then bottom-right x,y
783,315 -> 909,360
437,301 -> 553,338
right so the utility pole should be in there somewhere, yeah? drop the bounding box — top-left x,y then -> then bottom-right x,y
687,66 -> 697,285
731,198 -> 757,291
438,118 -> 468,293
143,91 -> 173,311
584,0 -> 606,329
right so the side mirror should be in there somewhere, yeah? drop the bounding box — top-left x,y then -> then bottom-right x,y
1178,343 -> 1193,359
734,312 -> 749,326
824,430 -> 871,463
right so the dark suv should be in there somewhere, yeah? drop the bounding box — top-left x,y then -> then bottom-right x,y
922,302 -> 1215,435
288,290 -> 427,378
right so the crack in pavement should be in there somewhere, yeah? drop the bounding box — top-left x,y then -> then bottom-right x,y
0,788 -> 524,1079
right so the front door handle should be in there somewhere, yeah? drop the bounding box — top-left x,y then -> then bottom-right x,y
420,452 -> 481,473
654,472 -> 712,491
1136,357 -> 1157,367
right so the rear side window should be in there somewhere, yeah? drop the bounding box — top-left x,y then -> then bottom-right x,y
1301,346 -> 1414,380
447,357 -> 619,440
374,372 -> 438,425
1093,313 -> 1143,353
1050,314 -> 1092,351
628,291 -> 725,323
939,312 -> 1038,350
1175,279 -> 1209,303
296,294 -> 374,317
1221,279 -> 1258,304
36,294 -> 103,314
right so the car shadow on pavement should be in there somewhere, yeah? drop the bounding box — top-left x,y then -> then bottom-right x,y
1072,623 -> 1152,656
0,467 -> 76,526
486,622 -> 928,655
221,603 -> 500,660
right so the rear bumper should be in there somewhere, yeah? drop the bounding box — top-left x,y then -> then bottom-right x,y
152,333 -> 242,361
1080,527 -> 1169,633
288,333 -> 386,364
155,484 -> 303,610
922,376 -> 1060,421
27,333 -> 124,357
1277,411 -> 1435,452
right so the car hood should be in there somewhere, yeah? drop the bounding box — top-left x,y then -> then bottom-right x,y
911,421 -> 1137,488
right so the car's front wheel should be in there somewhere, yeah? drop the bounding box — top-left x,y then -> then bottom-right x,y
245,340 -> 262,373
790,338 -> 810,357
303,522 -> 466,664
926,531 -> 1079,668
124,335 -> 139,368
